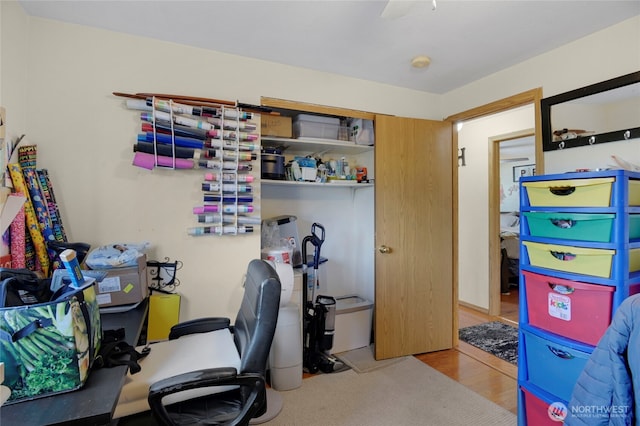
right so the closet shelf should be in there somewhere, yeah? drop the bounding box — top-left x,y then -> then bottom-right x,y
261,179 -> 373,189
261,136 -> 373,156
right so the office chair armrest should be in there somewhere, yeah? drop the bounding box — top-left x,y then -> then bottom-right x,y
148,368 -> 266,426
168,317 -> 231,340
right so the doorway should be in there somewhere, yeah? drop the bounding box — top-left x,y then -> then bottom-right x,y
445,88 -> 544,323
490,132 -> 536,323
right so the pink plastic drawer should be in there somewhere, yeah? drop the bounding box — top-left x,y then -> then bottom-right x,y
524,270 -> 614,345
521,386 -> 567,425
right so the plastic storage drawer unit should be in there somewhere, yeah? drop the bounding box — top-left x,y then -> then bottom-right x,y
523,241 -> 615,278
523,177 -> 615,207
521,385 -> 568,425
523,270 -> 615,345
521,326 -> 591,402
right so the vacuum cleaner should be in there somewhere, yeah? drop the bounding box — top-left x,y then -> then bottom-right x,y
301,223 -> 343,374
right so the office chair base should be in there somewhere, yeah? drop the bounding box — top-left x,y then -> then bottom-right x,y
249,388 -> 283,424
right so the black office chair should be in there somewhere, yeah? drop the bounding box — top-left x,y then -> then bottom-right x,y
115,259 -> 281,426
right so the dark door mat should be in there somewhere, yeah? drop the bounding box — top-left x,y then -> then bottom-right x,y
458,321 -> 518,365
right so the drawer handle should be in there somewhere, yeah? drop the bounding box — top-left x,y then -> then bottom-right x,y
550,251 -> 576,261
549,283 -> 574,294
547,345 -> 575,359
550,219 -> 576,229
549,186 -> 576,196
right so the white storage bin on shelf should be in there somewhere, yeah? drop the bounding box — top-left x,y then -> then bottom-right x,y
293,114 -> 341,140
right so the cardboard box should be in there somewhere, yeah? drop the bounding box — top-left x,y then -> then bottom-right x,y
261,114 -> 292,138
94,255 -> 148,307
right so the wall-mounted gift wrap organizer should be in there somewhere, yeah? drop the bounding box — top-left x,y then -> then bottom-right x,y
117,92 -> 260,236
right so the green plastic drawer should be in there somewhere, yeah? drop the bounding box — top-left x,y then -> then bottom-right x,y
524,212 -> 615,242
524,213 -> 640,243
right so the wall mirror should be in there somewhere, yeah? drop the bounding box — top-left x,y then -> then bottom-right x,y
541,71 -> 640,151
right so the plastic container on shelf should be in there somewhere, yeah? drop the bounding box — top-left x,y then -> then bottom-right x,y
293,114 -> 341,140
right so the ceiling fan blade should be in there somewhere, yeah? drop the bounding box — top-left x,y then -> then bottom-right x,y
380,0 -> 422,19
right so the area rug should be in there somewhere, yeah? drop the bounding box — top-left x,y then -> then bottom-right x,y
335,344 -> 408,373
458,321 -> 518,365
267,356 -> 516,425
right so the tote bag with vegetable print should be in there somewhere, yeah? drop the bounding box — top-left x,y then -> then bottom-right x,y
0,272 -> 101,404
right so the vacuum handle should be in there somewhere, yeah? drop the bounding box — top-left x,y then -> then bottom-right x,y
311,223 -> 325,266
311,223 -> 325,245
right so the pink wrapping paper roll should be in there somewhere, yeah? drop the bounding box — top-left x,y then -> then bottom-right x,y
10,193 -> 26,269
133,152 -> 194,170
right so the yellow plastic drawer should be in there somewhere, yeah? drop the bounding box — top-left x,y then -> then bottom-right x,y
523,178 -> 614,207
631,180 -> 640,206
632,248 -> 640,273
523,241 -> 615,278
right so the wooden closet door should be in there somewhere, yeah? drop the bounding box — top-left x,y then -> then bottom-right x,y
374,115 -> 454,359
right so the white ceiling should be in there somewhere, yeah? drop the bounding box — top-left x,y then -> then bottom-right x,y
17,0 -> 640,94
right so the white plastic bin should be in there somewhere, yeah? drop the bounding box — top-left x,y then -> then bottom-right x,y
332,295 -> 373,354
293,114 -> 340,140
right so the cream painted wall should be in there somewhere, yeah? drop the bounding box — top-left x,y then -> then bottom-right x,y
545,138 -> 640,174
0,2 -> 438,321
457,105 -> 534,309
441,15 -> 640,118
0,1 -> 29,138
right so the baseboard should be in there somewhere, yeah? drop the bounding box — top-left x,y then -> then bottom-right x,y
458,300 -> 489,315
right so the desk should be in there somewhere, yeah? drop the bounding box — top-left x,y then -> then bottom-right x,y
0,299 -> 148,426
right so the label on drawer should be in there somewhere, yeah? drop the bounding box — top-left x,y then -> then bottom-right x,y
548,293 -> 571,321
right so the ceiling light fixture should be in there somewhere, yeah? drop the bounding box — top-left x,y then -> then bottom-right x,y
411,55 -> 431,69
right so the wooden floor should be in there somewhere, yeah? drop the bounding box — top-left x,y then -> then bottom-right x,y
415,292 -> 520,415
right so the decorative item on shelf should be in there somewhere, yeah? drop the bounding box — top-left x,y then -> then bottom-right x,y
116,92 -> 260,236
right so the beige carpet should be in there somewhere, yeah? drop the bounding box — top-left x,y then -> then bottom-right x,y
336,344 -> 409,373
266,356 -> 516,425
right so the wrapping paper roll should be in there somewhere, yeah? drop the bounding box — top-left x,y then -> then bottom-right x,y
133,151 -> 194,170
9,193 -> 26,269
0,187 -> 10,259
8,163 -> 50,275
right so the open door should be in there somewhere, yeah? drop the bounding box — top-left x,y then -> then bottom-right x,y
374,115 -> 454,359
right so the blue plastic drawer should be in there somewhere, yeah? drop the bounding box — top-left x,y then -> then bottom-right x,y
521,326 -> 591,402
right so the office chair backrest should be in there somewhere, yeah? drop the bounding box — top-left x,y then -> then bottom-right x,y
233,259 -> 281,376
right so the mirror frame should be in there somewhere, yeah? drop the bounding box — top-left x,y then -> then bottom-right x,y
541,71 -> 640,151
